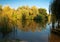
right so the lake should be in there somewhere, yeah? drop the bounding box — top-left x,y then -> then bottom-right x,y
0,20 -> 60,42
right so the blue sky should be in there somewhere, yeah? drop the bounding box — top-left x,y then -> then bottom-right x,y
0,0 -> 51,13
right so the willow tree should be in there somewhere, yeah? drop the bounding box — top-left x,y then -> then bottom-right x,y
50,0 -> 60,28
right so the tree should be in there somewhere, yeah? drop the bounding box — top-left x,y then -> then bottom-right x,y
3,5 -> 11,11
38,8 -> 47,16
0,15 -> 12,37
0,5 -> 2,14
50,0 -> 60,28
38,8 -> 48,21
31,6 -> 39,17
33,14 -> 44,23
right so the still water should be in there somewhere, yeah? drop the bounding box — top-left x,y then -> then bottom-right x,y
0,20 -> 60,42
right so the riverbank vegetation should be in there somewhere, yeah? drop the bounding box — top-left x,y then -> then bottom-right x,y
0,5 -> 48,21
0,5 -> 50,37
50,0 -> 60,28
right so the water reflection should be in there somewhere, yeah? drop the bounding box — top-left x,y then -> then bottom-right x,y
17,20 -> 47,32
0,20 -> 60,42
49,33 -> 60,42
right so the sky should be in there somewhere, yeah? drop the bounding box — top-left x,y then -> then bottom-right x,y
0,0 -> 51,13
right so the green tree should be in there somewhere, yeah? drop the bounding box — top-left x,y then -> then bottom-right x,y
38,8 -> 47,16
33,14 -> 44,23
38,8 -> 48,21
50,0 -> 60,28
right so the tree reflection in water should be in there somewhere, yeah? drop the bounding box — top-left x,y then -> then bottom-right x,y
0,15 -> 12,38
0,19 -> 60,42
17,20 -> 47,32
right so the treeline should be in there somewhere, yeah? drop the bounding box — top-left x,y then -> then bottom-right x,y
0,5 -> 48,21
0,5 -> 49,36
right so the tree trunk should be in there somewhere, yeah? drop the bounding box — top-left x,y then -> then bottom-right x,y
58,20 -> 60,28
52,21 -> 55,29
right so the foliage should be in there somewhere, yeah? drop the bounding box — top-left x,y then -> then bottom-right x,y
0,5 -> 48,33
0,15 -> 12,37
0,5 -> 48,22
50,0 -> 60,20
33,14 -> 44,23
50,0 -> 60,28
22,14 -> 26,20
38,8 -> 47,16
